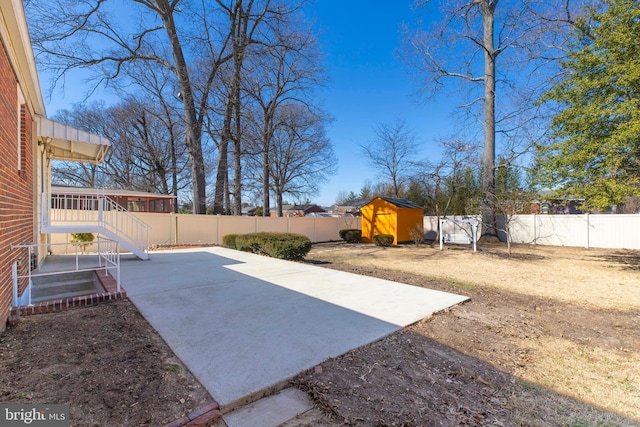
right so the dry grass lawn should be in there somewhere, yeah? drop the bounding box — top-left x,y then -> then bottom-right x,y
303,242 -> 640,423
314,243 -> 640,310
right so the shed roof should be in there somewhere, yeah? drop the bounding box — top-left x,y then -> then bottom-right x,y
372,197 -> 424,209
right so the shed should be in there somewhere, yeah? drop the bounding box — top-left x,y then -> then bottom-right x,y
361,197 -> 424,245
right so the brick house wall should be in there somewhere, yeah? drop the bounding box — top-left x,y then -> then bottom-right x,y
0,35 -> 34,329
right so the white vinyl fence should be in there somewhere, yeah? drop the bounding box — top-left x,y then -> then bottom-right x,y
423,214 -> 640,250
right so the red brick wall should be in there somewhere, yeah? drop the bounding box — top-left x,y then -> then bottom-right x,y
0,38 -> 34,328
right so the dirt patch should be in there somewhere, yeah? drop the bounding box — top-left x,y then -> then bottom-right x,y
0,300 -> 212,426
293,242 -> 640,426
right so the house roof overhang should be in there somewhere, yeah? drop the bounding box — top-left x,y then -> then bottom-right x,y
37,117 -> 111,164
0,0 -> 46,117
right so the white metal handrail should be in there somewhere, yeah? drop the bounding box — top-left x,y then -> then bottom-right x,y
11,238 -> 121,306
44,192 -> 150,256
99,194 -> 150,252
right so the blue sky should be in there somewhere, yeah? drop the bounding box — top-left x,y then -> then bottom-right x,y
38,0 -> 458,207
305,1 -> 455,205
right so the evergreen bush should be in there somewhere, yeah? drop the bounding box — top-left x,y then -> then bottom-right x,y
339,229 -> 361,243
373,234 -> 394,246
222,234 -> 241,249
234,232 -> 312,261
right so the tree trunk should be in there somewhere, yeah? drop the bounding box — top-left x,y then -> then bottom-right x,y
213,139 -> 229,214
159,4 -> 207,214
224,169 -> 231,214
170,130 -> 179,213
480,0 -> 498,240
229,0 -> 245,215
261,106 -> 274,216
262,130 -> 270,216
276,190 -> 283,217
233,75 -> 242,215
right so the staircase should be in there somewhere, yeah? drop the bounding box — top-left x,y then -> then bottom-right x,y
31,270 -> 100,303
41,192 -> 151,260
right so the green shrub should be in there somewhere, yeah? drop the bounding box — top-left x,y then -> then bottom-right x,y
235,233 -> 266,254
340,229 -> 361,243
222,234 -> 241,249
235,232 -> 311,261
373,234 -> 394,246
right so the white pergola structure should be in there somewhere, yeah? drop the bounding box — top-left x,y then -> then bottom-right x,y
439,217 -> 480,252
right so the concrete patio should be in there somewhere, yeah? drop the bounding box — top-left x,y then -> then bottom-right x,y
117,247 -> 469,413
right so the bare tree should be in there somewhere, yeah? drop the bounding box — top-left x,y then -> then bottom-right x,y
50,105 -> 108,187
403,1 -> 507,239
122,60 -> 192,211
26,0 -> 231,213
269,104 -> 336,216
493,158 -> 535,255
245,21 -> 326,216
114,99 -> 190,195
51,99 -> 190,200
212,0 -> 305,215
360,119 -> 420,198
402,1 -> 594,239
417,140 -> 479,217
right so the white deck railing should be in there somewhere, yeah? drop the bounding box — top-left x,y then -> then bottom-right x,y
11,238 -> 121,307
43,192 -> 150,258
98,195 -> 150,252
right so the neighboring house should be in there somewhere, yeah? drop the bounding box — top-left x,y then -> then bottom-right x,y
532,195 -> 640,215
0,0 -> 149,327
333,198 -> 368,216
51,186 -> 176,213
360,197 -> 424,245
241,206 -> 259,216
539,198 -> 585,215
271,204 -> 326,217
525,192 -> 585,215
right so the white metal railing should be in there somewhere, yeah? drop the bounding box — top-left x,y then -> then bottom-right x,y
96,236 -> 121,290
44,192 -> 150,256
11,237 -> 121,307
99,195 -> 150,252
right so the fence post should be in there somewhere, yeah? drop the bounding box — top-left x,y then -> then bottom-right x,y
586,213 -> 590,249
313,217 -> 317,243
217,215 -> 221,246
